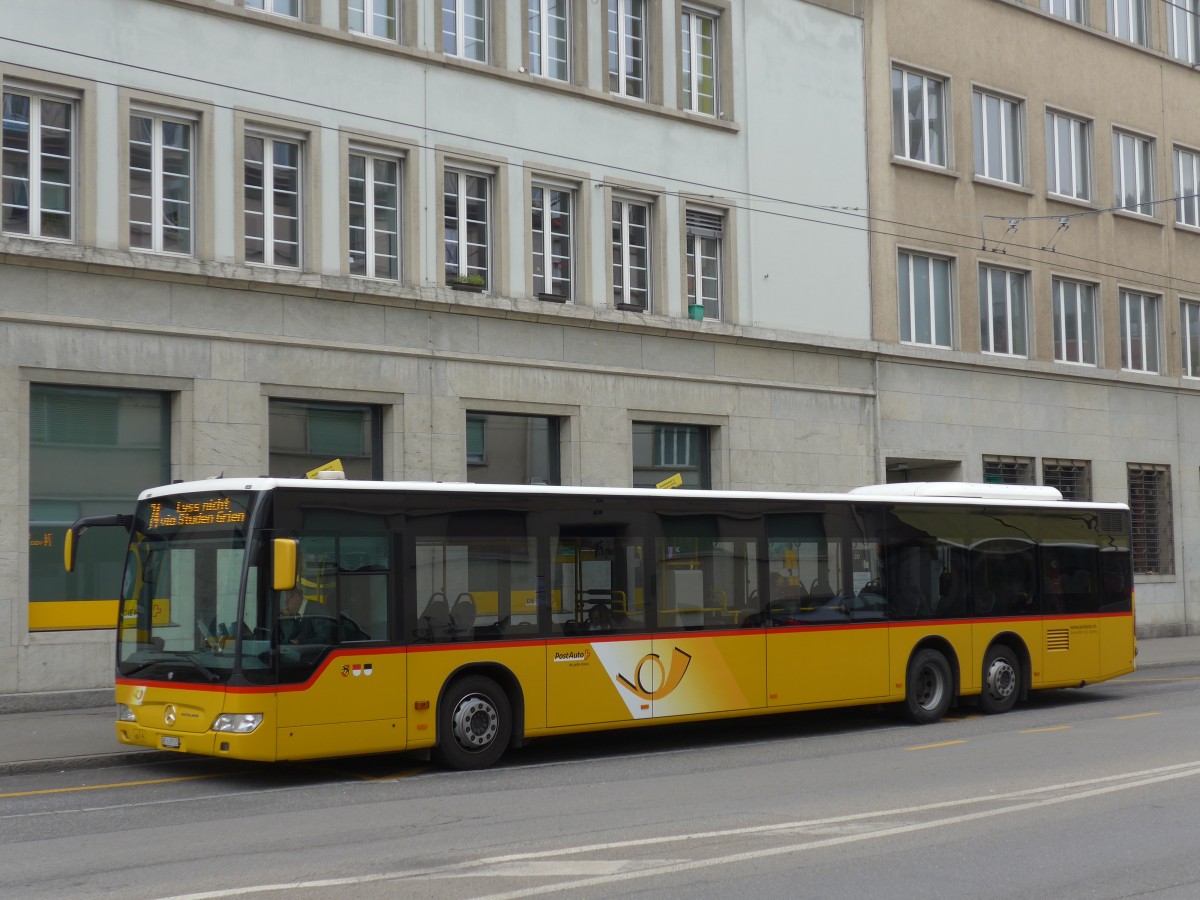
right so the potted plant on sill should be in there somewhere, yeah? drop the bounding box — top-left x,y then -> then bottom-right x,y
450,273 -> 486,293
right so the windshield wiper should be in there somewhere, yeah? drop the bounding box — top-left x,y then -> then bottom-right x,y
179,652 -> 223,684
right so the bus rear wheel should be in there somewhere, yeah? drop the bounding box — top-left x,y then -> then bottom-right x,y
903,648 -> 953,724
436,675 -> 512,770
979,644 -> 1020,715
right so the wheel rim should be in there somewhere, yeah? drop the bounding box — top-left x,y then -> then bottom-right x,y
985,656 -> 1017,702
915,664 -> 945,711
450,692 -> 499,751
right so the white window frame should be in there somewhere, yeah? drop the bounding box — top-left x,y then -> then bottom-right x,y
897,250 -> 953,348
2,86 -> 75,241
443,0 -> 488,61
612,196 -> 651,310
685,208 -> 723,321
1175,146 -> 1200,227
1043,0 -> 1085,23
891,66 -> 947,168
129,109 -> 195,256
531,181 -> 574,300
246,0 -> 301,17
1109,0 -> 1148,45
348,148 -> 401,280
608,0 -> 647,100
1113,130 -> 1155,217
973,88 -> 1024,185
1051,277 -> 1097,366
529,0 -> 570,81
1169,0 -> 1200,62
1045,110 -> 1091,201
681,5 -> 718,116
979,265 -> 1028,357
1182,299 -> 1200,378
349,0 -> 398,40
244,132 -> 303,269
444,167 -> 491,287
1119,288 -> 1160,373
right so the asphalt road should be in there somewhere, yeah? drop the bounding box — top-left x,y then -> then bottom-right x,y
3,667 -> 1200,899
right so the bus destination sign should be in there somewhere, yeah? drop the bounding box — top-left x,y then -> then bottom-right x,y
146,495 -> 249,531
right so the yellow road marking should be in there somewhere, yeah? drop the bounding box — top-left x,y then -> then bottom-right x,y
0,771 -> 237,800
906,740 -> 967,751
1020,726 -> 1071,734
1115,712 -> 1162,720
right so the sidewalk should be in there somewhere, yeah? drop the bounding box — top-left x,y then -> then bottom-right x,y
2,636 -> 1198,777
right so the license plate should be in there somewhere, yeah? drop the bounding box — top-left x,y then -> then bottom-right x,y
161,736 -> 181,749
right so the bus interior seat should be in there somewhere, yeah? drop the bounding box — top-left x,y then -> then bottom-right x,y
450,593 -> 476,637
420,593 -> 450,641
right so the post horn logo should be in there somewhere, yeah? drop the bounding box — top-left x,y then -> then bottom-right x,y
616,647 -> 692,701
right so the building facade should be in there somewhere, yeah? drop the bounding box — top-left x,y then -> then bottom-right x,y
1,0 -> 872,695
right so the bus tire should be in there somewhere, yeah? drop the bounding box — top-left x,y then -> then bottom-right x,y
435,675 -> 512,770
903,648 -> 953,724
979,644 -> 1020,715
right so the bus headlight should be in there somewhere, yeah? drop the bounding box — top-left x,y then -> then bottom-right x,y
211,713 -> 263,734
117,703 -> 137,722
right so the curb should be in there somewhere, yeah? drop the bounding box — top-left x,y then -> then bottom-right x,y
0,750 -> 179,778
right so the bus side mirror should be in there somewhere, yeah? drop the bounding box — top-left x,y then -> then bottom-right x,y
64,527 -> 78,574
273,539 -> 298,592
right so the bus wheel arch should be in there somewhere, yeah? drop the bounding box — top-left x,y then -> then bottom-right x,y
902,641 -> 958,724
434,665 -> 523,770
979,637 -> 1027,714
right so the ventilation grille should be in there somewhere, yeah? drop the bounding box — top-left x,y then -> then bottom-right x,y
1099,510 -> 1127,536
1046,628 -> 1070,652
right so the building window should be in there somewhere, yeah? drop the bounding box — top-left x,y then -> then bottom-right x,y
973,89 -> 1023,185
898,251 -> 953,348
529,0 -> 569,80
686,209 -> 722,320
1113,130 -> 1154,216
247,0 -> 300,15
129,112 -> 193,256
2,88 -> 74,240
681,6 -> 717,116
1128,464 -> 1173,575
531,183 -> 573,300
612,197 -> 650,310
445,169 -> 489,288
891,67 -> 946,167
1043,459 -> 1092,501
1182,300 -> 1200,377
466,412 -> 561,484
269,399 -> 381,480
633,422 -> 711,488
1175,147 -> 1200,227
1109,0 -> 1148,44
348,150 -> 400,280
349,0 -> 398,39
1119,289 -> 1160,372
608,0 -> 646,99
1052,277 -> 1097,365
244,134 -> 301,268
28,386 -> 170,629
443,0 -> 488,61
1169,0 -> 1200,62
979,266 -> 1028,357
1043,0 -> 1085,23
1046,111 -> 1091,201
982,455 -> 1034,485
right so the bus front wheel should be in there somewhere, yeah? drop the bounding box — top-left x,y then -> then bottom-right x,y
903,648 -> 953,724
979,644 -> 1020,715
436,675 -> 512,770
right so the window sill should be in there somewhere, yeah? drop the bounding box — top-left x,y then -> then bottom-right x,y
1046,192 -> 1096,211
972,175 -> 1034,197
614,302 -> 646,312
450,282 -> 486,293
537,292 -> 569,303
1112,208 -> 1163,227
890,156 -> 959,180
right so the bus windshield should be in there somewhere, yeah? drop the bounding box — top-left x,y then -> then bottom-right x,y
116,490 -> 261,683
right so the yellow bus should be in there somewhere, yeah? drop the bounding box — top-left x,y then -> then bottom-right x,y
66,478 -> 1136,769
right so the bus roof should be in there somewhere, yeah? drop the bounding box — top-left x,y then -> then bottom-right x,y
138,477 -> 1129,511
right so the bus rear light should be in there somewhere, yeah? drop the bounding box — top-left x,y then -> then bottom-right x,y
117,703 -> 137,723
212,713 -> 263,734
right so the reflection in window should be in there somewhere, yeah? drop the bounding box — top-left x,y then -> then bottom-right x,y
415,534 -> 537,641
349,0 -> 397,40
633,422 -> 710,488
1052,278 -> 1096,365
2,89 -> 74,239
268,399 -> 381,479
465,411 -> 561,485
898,251 -> 952,347
891,67 -> 945,167
1119,289 -> 1159,373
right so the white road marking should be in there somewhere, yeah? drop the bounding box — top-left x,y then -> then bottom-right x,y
155,760 -> 1200,900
